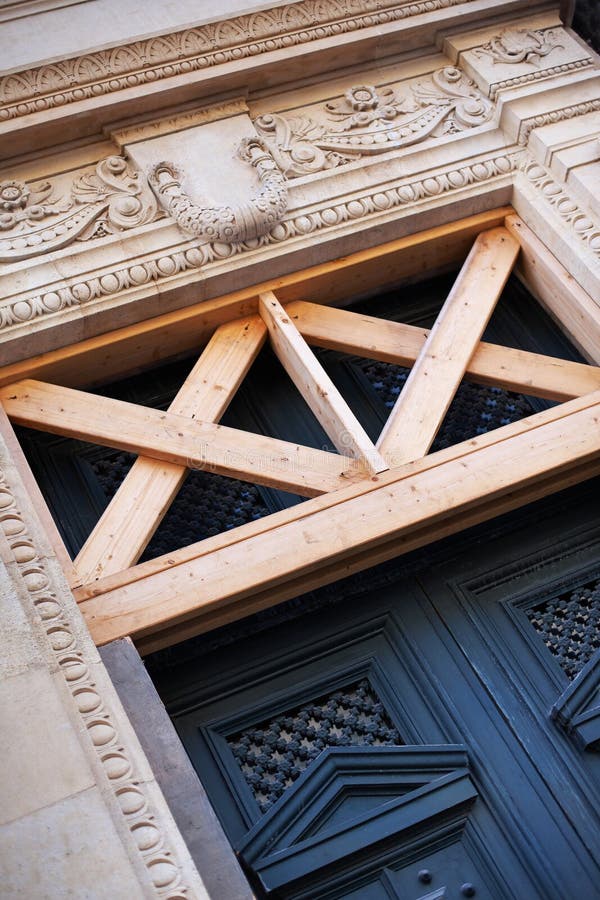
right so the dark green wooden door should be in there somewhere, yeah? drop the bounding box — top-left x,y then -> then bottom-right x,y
156,479 -> 600,899
18,273 -> 600,898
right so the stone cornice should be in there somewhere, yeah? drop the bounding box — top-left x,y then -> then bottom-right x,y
0,0 -> 482,125
0,147 -> 523,338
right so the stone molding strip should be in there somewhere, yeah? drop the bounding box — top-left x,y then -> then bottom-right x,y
518,97 -> 600,144
489,58 -> 593,99
0,150 -> 523,333
0,0 -> 473,123
0,430 -> 207,898
521,158 -> 600,258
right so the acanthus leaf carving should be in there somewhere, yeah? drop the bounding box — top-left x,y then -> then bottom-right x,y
253,67 -> 494,179
476,28 -> 564,67
0,155 -> 159,263
148,137 -> 288,242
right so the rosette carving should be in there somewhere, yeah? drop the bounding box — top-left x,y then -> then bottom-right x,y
254,67 -> 494,178
148,137 -> 288,242
0,156 -> 158,262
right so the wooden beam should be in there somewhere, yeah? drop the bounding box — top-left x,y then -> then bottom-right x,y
136,455 -> 600,654
73,316 -> 266,585
259,291 -> 387,474
0,380 -> 364,498
376,227 -> 520,464
76,388 -> 600,646
505,214 -> 600,366
289,302 -> 600,402
73,384 -> 600,605
0,208 -> 511,391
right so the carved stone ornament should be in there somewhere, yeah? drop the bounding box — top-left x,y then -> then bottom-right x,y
0,156 -> 158,263
0,0 -> 470,124
476,28 -> 564,66
253,67 -> 494,178
148,137 -> 288,242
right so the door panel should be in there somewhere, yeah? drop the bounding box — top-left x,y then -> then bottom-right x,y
158,482 -> 600,898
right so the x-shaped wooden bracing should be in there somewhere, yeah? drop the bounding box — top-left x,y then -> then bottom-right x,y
2,216 -> 600,653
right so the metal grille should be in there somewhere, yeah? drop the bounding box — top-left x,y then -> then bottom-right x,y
90,450 -> 269,561
228,678 -> 402,812
526,579 -> 600,679
362,361 -> 533,449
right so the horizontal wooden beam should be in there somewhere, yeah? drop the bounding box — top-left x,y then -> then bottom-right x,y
0,208 -> 511,391
0,380 -> 364,498
135,455 -> 600,654
376,227 -> 519,463
73,316 -> 267,585
260,291 -> 387,473
505,214 -> 600,366
74,389 -> 600,647
289,303 -> 600,402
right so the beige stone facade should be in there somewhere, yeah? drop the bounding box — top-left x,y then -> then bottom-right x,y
0,0 -> 599,896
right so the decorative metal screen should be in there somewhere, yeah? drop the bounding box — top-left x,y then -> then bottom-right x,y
228,678 -> 402,812
361,360 -> 534,449
90,450 -> 269,561
526,579 -> 600,679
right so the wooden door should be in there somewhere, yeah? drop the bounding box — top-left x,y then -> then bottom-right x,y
158,479 -> 600,899
16,272 -> 600,898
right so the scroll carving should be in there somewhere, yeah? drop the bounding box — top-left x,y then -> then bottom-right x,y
0,156 -> 158,262
253,67 -> 494,178
476,28 -> 563,66
148,137 -> 288,242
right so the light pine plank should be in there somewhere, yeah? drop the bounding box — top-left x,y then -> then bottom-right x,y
73,382 -> 600,604
0,208 -> 511,390
376,226 -> 520,464
136,456 -> 600,653
0,380 -> 364,498
505,213 -> 600,365
289,302 -> 600,402
259,291 -> 387,474
73,316 -> 267,585
76,388 -> 600,646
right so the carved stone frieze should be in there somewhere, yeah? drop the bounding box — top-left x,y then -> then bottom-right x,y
253,67 -> 494,178
148,137 -> 288,242
476,28 -> 564,66
0,0 -> 470,123
0,156 -> 159,262
0,150 -> 523,333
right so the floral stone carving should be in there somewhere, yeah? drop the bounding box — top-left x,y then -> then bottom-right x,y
253,67 -> 494,178
148,137 -> 288,242
0,156 -> 158,263
476,28 -> 564,66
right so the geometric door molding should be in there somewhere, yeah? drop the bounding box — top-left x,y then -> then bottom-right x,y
238,745 -> 478,897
